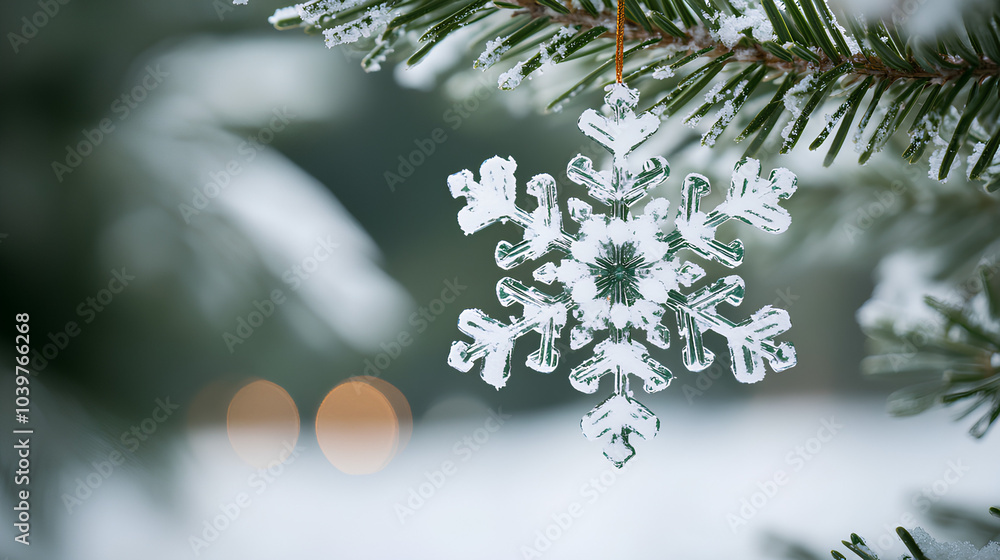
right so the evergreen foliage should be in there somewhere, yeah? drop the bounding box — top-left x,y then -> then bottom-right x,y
271,0 -> 1000,185
863,265 -> 1000,438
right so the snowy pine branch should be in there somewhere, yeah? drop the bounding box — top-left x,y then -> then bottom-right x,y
831,521 -> 1000,560
861,265 -> 1000,439
265,0 -> 1000,186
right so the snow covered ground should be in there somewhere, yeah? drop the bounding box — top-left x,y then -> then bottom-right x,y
56,394 -> 999,560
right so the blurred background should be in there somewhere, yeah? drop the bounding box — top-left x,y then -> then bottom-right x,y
0,0 -> 998,558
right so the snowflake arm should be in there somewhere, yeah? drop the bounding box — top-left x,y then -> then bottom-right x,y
447,156 -> 521,235
569,337 -> 673,394
448,278 -> 570,388
448,308 -> 515,388
667,276 -> 796,382
448,157 -> 572,267
496,277 -> 569,374
582,393 -> 659,468
717,158 -> 798,233
669,158 -> 798,266
672,174 -> 745,267
447,160 -> 573,387
664,158 -> 798,381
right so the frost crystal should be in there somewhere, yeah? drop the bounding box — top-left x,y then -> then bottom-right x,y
651,66 -> 674,80
322,4 -> 394,47
712,6 -> 776,47
447,83 -> 798,466
296,0 -> 364,24
477,37 -> 509,70
498,60 -> 527,89
909,527 -> 1000,560
780,75 -> 814,141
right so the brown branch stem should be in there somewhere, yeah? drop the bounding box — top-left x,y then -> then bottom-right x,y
508,0 -> 999,84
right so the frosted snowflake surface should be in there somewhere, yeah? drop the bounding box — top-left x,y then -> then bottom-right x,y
447,83 -> 798,466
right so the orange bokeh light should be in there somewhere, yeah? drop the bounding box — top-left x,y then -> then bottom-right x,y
315,377 -> 411,475
227,379 -> 300,469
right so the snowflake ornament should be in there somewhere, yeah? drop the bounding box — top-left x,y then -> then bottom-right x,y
447,83 -> 798,466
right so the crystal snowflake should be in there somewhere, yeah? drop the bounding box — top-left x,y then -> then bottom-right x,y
447,83 -> 798,466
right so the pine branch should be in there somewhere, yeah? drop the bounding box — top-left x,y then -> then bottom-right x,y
831,513 -> 1000,560
862,265 -> 1000,438
265,0 -> 1000,185
505,0 -> 998,82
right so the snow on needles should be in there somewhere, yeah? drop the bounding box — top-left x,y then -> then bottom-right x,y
780,75 -> 814,141
711,0 -> 777,47
323,4 -> 395,47
495,27 -> 573,88
909,528 -> 1000,560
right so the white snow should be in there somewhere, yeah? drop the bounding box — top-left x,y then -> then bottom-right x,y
856,249 -> 957,334
323,4 -> 394,47
536,26 -> 575,72
910,527 -> 1000,560
297,0 -> 365,24
703,81 -> 728,104
712,6 -> 777,48
52,396 -> 1000,560
268,6 -> 300,25
476,37 -> 508,69
780,75 -> 814,141
498,60 -> 527,89
967,141 -> 986,179
652,65 -> 675,80
675,208 -> 717,252
927,127 -> 958,183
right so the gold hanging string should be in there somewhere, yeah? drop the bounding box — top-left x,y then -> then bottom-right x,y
615,0 -> 625,83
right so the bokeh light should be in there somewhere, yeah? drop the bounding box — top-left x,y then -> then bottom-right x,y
227,379 -> 301,469
185,379 -> 245,462
358,376 -> 413,454
315,377 -> 411,475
